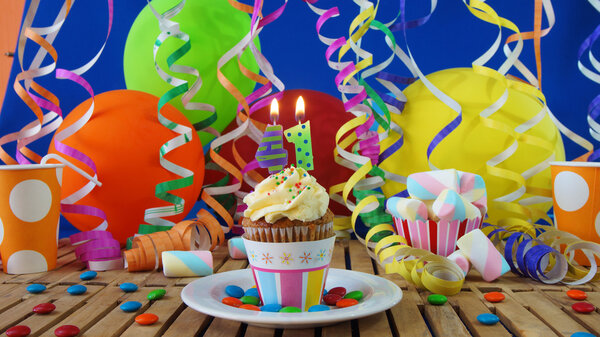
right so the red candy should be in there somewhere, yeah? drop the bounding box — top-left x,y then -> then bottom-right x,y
135,313 -> 159,325
567,289 -> 588,301
483,292 -> 505,303
54,325 -> 80,337
328,287 -> 347,297
6,325 -> 31,337
336,298 -> 359,308
239,304 -> 261,311
222,297 -> 243,307
33,302 -> 56,314
323,293 -> 342,306
572,302 -> 595,314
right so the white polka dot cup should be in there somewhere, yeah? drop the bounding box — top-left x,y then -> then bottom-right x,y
551,161 -> 600,261
0,163 -> 64,274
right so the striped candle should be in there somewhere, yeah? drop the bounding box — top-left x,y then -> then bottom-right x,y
256,125 -> 288,173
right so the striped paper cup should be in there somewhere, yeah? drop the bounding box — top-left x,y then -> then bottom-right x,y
242,236 -> 335,311
393,217 -> 482,257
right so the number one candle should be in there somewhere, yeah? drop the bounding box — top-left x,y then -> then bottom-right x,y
255,99 -> 288,173
284,96 -> 314,171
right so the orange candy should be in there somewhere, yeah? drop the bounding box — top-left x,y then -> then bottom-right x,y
566,289 -> 588,301
239,304 -> 261,311
222,297 -> 243,307
484,292 -> 505,303
336,298 -> 359,308
135,313 -> 158,325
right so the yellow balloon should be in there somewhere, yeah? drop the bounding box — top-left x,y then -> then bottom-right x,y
379,67 -> 565,225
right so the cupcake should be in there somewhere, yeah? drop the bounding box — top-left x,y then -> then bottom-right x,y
241,166 -> 334,242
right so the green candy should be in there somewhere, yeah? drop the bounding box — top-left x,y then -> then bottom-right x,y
343,290 -> 363,301
240,296 -> 260,306
147,289 -> 166,301
427,294 -> 447,305
279,306 -> 302,313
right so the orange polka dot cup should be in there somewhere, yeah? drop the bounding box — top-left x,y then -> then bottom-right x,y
0,163 -> 64,274
551,161 -> 600,264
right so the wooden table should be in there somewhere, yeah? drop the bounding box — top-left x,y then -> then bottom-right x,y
0,239 -> 598,337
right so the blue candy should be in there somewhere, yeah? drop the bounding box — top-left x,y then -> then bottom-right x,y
260,303 -> 283,312
225,285 -> 244,298
477,313 -> 499,325
308,304 -> 330,312
120,301 -> 142,312
27,284 -> 46,294
79,271 -> 98,281
67,285 -> 87,295
323,289 -> 328,296
119,283 -> 138,293
570,333 -> 596,337
244,288 -> 259,298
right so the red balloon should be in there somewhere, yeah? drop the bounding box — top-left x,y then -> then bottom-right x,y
207,89 -> 353,216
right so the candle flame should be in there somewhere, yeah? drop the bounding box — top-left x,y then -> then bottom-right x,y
295,96 -> 305,123
270,98 -> 279,123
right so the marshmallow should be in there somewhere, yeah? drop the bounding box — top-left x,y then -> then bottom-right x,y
162,251 -> 213,277
447,250 -> 470,276
386,197 -> 428,221
407,169 -> 460,200
458,171 -> 487,215
457,229 -> 509,282
432,189 -> 481,222
228,237 -> 247,260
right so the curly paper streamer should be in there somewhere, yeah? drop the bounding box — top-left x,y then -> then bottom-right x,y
70,230 -> 122,271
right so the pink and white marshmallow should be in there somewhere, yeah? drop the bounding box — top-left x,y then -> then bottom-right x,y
456,229 -> 509,282
432,189 -> 481,222
386,197 -> 428,221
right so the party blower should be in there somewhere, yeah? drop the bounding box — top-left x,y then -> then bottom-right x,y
0,154 -> 101,274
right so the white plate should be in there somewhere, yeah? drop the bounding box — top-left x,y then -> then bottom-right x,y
181,268 -> 402,329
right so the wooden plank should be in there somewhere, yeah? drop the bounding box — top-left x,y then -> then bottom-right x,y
387,288 -> 431,337
422,293 -> 470,337
83,288 -> 153,337
113,270 -> 154,288
216,258 -> 248,274
244,325 -> 278,337
281,328 -> 315,337
0,285 -> 69,333
33,260 -> 86,285
546,292 -> 600,336
514,292 -> 592,337
203,316 -> 244,337
585,291 -> 600,308
162,307 -> 212,337
494,292 -> 560,337
14,285 -> 103,336
5,252 -> 78,284
39,285 -> 131,337
175,246 -> 229,286
120,287 -> 185,337
322,321 -> 353,337
144,271 -> 177,288
451,291 -> 513,337
329,240 -> 348,270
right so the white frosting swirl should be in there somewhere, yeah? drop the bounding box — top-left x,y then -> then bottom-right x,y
243,166 -> 328,223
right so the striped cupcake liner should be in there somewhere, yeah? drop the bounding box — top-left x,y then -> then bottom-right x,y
393,217 -> 482,257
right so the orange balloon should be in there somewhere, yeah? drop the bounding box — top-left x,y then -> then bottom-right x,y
48,90 -> 204,244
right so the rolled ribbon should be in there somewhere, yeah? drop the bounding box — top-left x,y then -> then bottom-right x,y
69,231 -> 123,271
227,237 -> 247,260
162,250 -> 213,277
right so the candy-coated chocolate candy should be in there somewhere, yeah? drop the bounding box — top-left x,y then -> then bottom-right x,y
222,297 -> 243,307
6,325 -> 31,337
323,293 -> 342,306
244,287 -> 259,298
572,302 -> 595,313
240,296 -> 260,306
427,294 -> 447,305
120,301 -> 142,312
135,313 -> 158,325
343,290 -> 363,301
308,304 -> 330,312
26,284 -> 46,294
147,289 -> 166,300
483,292 -> 505,303
567,290 -> 588,301
570,332 -> 596,337
323,289 -> 328,296
328,287 -> 346,297
261,303 -> 282,312
33,303 -> 56,314
336,298 -> 359,308
477,313 -> 499,325
239,304 -> 261,311
120,283 -> 138,292
67,285 -> 87,295
79,270 -> 97,281
225,285 -> 244,298
280,306 -> 302,313
54,325 -> 80,337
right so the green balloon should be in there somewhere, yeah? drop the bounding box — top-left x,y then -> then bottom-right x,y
124,0 -> 260,146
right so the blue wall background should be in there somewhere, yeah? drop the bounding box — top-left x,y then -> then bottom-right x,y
1,0 -> 599,237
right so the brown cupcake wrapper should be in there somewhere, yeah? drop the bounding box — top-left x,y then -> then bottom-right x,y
243,221 -> 334,242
